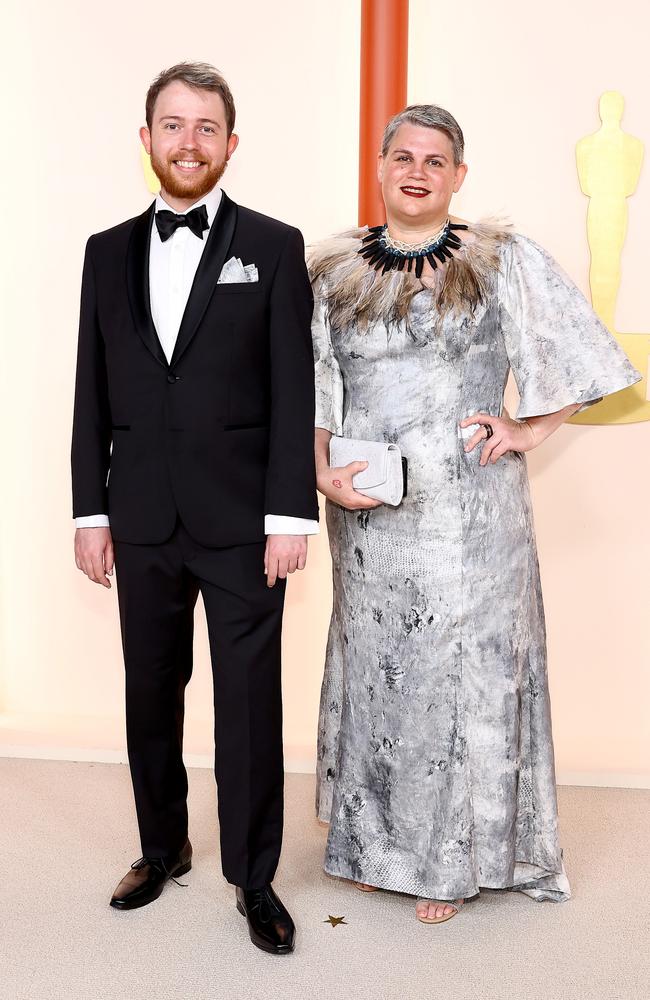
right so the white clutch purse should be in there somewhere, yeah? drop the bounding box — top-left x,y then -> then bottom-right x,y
329,436 -> 407,507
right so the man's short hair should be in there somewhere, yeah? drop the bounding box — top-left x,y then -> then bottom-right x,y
146,62 -> 236,136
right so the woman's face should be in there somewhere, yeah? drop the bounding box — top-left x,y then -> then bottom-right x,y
378,123 -> 467,228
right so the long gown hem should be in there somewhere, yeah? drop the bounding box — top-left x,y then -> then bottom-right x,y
322,858 -> 571,903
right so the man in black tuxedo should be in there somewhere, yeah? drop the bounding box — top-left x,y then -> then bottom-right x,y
71,62 -> 319,955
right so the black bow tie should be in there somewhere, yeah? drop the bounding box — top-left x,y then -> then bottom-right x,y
155,204 -> 209,242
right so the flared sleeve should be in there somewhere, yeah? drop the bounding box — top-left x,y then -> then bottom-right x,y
499,234 -> 641,418
311,281 -> 344,435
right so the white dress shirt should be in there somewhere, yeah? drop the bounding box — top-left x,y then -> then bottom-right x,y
76,185 -> 319,536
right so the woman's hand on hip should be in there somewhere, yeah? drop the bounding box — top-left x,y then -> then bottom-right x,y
316,461 -> 383,510
460,409 -> 536,466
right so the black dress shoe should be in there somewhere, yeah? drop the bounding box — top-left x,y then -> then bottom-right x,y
110,839 -> 192,910
236,884 -> 296,954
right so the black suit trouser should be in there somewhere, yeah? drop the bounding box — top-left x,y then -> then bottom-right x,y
113,517 -> 286,889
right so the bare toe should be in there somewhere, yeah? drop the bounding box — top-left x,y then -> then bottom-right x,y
417,898 -> 465,921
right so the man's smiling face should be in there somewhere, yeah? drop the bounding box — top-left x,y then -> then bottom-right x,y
140,80 -> 239,204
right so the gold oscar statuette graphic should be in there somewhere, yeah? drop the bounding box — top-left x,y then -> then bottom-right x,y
570,91 -> 649,425
140,146 -> 161,196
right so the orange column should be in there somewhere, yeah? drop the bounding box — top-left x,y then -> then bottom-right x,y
358,0 -> 409,227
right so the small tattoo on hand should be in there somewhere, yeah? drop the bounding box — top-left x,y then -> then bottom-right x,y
332,479 -> 342,488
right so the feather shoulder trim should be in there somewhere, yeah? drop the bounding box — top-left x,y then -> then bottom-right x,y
308,218 -> 513,331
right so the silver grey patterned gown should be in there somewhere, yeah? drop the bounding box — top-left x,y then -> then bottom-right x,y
312,232 -> 640,903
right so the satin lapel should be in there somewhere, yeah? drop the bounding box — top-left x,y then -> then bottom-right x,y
170,191 -> 238,368
126,203 -> 167,368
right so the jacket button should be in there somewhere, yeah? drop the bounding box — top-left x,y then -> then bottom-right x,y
167,374 -> 178,384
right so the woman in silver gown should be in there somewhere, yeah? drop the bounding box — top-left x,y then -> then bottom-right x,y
309,105 -> 639,923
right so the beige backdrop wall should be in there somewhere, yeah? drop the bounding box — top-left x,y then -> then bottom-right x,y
1,0 -> 648,785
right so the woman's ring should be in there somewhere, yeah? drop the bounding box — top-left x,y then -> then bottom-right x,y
484,423 -> 494,439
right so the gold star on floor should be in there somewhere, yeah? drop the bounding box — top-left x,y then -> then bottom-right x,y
323,915 -> 347,927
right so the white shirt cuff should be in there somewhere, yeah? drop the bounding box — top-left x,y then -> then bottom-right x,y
264,514 -> 320,536
76,514 -> 110,528
76,513 -> 319,535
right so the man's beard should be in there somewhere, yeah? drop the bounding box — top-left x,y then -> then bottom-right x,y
150,150 -> 227,201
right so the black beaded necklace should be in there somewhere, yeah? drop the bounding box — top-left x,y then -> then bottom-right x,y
358,220 -> 469,278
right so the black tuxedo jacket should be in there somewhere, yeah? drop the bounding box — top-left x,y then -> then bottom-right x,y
71,192 -> 318,546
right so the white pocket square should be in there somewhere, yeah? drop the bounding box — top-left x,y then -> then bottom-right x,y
218,256 -> 259,283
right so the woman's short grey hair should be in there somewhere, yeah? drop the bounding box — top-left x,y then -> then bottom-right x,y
381,105 -> 464,165
145,62 -> 236,136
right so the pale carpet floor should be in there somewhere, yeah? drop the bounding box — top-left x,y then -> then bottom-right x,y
1,758 -> 649,1000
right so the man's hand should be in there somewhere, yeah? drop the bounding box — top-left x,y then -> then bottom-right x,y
264,534 -> 308,588
74,526 -> 114,588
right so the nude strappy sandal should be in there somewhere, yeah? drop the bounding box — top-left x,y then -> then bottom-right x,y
415,898 -> 464,924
